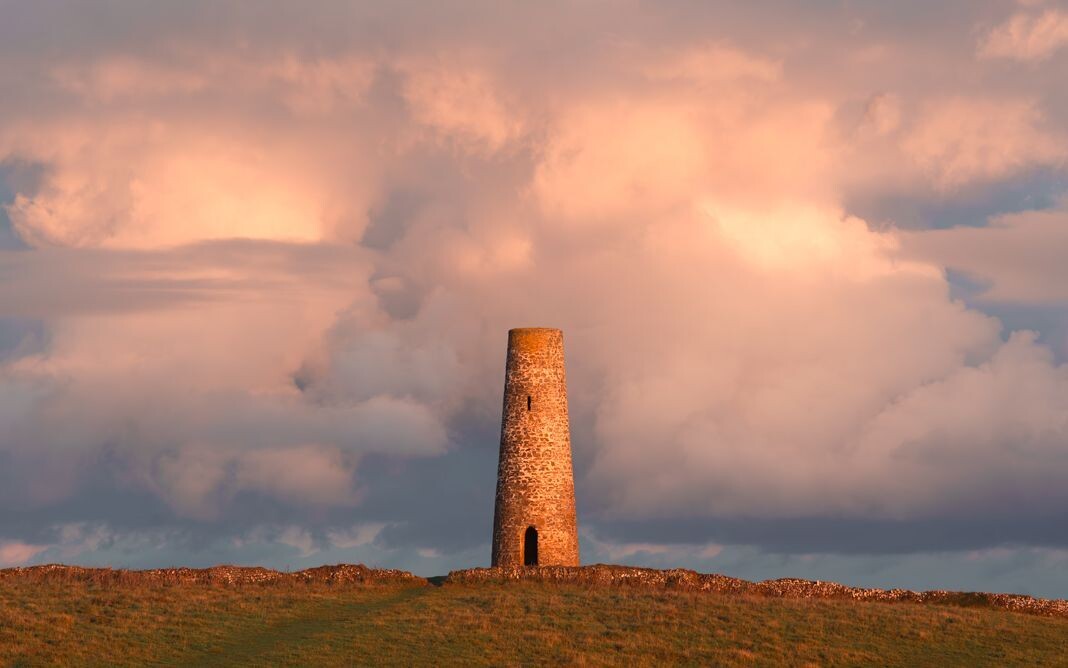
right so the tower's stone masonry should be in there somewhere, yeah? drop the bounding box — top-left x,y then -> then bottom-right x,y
492,328 -> 580,567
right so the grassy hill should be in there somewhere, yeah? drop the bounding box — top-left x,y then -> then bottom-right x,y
3,568 -> 1068,666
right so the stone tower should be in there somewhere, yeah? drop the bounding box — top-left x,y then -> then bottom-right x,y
491,327 -> 580,567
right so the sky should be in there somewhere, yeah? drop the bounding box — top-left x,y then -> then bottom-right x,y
2,0 -> 1068,597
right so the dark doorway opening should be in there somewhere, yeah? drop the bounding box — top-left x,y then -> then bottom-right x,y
527,395 -> 531,411
523,526 -> 538,566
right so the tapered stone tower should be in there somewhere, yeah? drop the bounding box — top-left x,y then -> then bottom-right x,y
491,327 -> 580,567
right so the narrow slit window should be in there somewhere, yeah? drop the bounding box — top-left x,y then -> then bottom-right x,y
527,395 -> 531,411
523,526 -> 538,566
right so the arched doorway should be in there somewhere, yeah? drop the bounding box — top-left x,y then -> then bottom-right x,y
523,526 -> 538,566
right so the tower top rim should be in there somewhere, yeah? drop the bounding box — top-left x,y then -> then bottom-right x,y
508,327 -> 561,334
507,328 -> 563,355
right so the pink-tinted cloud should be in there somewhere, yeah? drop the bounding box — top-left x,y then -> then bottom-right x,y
0,541 -> 48,567
234,444 -> 358,507
901,203 -> 1068,303
0,1 -> 1067,584
901,98 -> 1066,188
980,8 -> 1068,62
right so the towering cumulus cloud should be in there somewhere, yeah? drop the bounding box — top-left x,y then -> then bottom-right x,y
1,1 -> 1067,595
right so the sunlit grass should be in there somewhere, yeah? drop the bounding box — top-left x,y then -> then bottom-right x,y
2,580 -> 1067,666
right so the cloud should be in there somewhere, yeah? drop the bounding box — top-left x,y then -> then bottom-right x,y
0,541 -> 48,567
901,203 -> 1068,303
327,523 -> 386,549
532,59 -> 835,221
980,8 -> 1068,62
858,93 -> 901,137
234,444 -> 358,507
138,442 -> 365,519
0,1 -> 1067,593
583,531 -> 724,562
2,123 -> 347,248
641,42 -> 781,84
401,58 -> 525,154
274,526 -> 318,557
50,51 -> 377,115
0,239 -> 448,518
149,447 -> 231,520
900,98 -> 1066,188
0,523 -> 122,567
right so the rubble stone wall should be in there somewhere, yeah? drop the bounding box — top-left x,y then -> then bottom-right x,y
0,563 -> 425,587
448,565 -> 1068,619
492,328 -> 580,567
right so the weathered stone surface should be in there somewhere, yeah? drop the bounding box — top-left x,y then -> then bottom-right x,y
447,565 -> 1068,619
451,564 -> 752,594
0,563 -> 425,587
491,328 -> 580,567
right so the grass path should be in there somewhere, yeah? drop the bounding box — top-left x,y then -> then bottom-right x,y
180,586 -> 430,667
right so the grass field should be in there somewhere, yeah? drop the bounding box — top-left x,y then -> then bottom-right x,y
3,579 -> 1068,666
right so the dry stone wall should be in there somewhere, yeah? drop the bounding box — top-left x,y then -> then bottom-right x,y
0,563 -> 425,587
448,564 -> 1068,619
492,328 -> 580,567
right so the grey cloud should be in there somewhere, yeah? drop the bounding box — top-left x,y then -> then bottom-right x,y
0,317 -> 48,361
846,167 -> 1067,231
2,0 -> 1068,599
0,240 -> 369,317
590,514 -> 1068,557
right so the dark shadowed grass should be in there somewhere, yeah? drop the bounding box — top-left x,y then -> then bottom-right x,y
3,579 -> 1068,666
